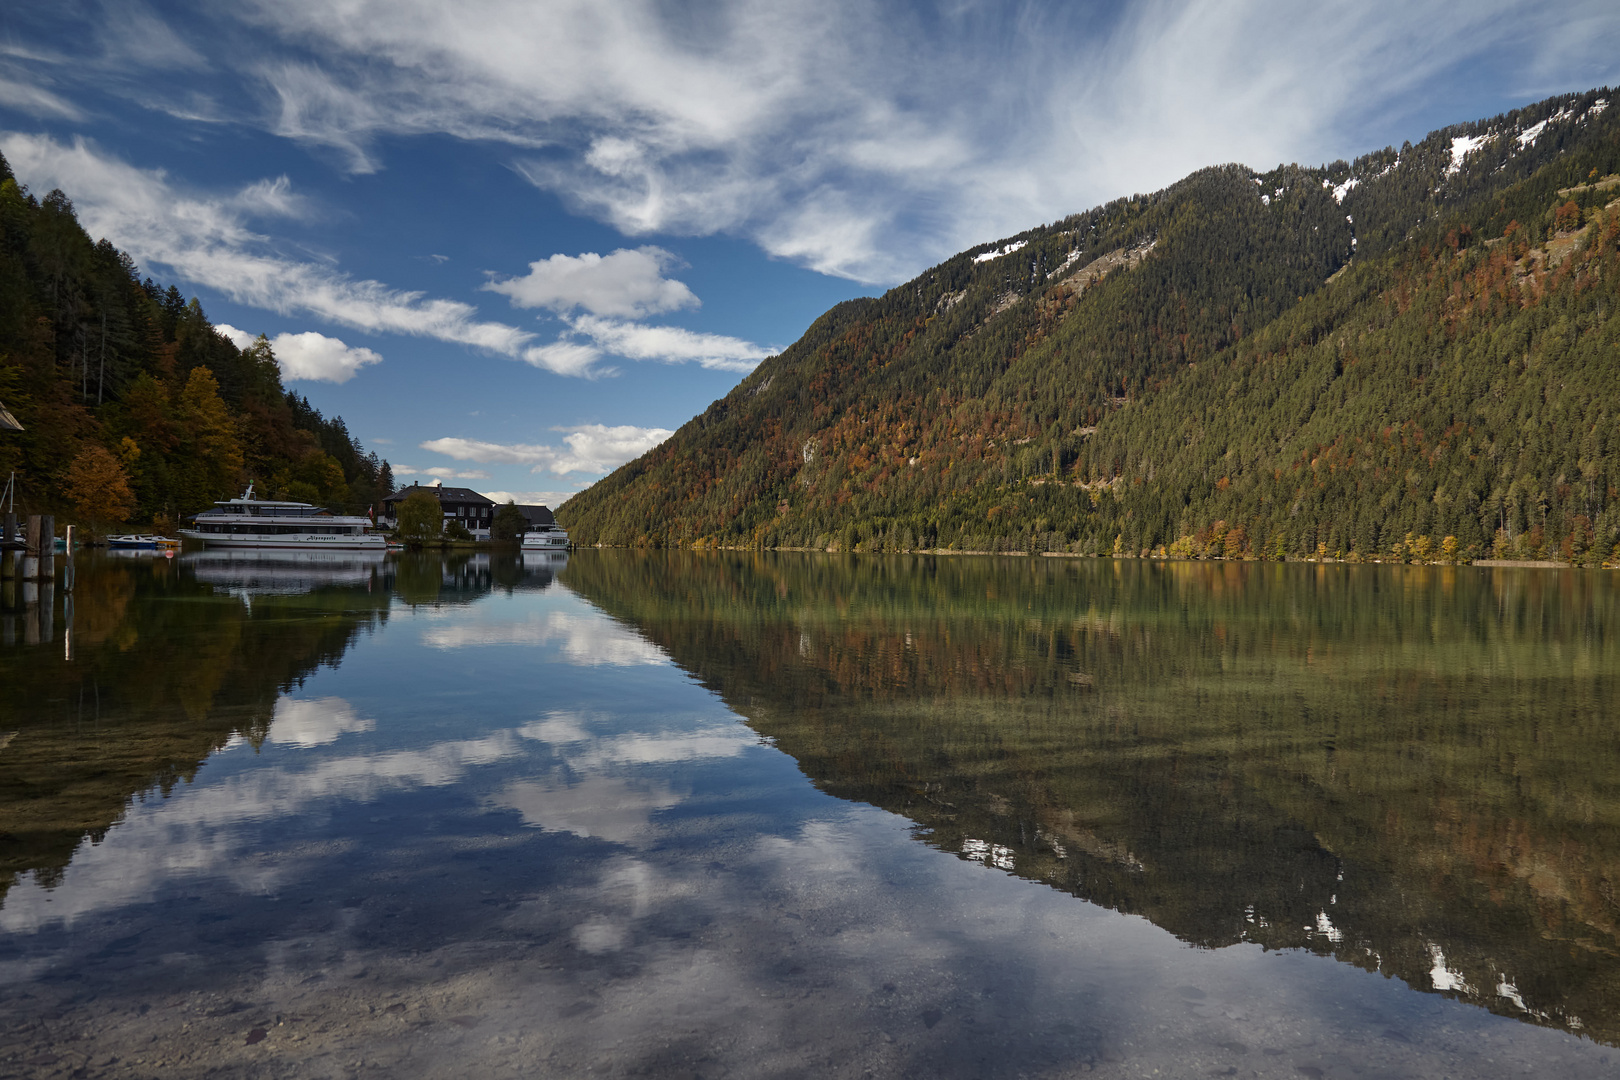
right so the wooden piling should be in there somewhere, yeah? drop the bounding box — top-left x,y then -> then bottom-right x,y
39,514 -> 54,578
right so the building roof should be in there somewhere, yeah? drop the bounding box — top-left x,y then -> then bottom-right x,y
382,482 -> 495,507
513,504 -> 556,528
0,399 -> 21,433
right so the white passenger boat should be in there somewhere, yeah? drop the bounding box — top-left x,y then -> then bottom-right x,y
521,525 -> 571,551
179,485 -> 386,550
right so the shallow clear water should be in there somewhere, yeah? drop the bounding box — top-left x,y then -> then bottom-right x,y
1,549 -> 1617,1078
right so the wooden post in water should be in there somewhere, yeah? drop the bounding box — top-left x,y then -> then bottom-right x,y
63,525 -> 75,592
39,514 -> 54,579
21,515 -> 40,581
0,513 -> 14,582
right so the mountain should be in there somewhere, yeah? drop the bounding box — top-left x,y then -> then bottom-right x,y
0,160 -> 391,528
561,88 -> 1620,564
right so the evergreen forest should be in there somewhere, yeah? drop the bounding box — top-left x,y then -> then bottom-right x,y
561,88 -> 1620,565
0,154 -> 391,531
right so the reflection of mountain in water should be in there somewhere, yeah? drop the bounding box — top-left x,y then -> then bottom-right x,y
565,550 -> 1620,1045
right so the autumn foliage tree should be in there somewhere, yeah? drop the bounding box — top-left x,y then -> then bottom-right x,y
63,444 -> 136,532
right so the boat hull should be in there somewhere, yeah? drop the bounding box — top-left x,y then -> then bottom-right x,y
177,530 -> 387,550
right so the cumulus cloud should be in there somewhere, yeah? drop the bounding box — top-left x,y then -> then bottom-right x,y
217,324 -> 383,383
421,423 -> 673,476
485,246 -> 698,318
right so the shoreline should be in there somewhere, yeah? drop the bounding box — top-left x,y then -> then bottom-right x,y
577,544 -> 1610,569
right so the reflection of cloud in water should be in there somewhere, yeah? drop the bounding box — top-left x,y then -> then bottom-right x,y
421,611 -> 667,666
491,773 -> 683,846
0,732 -> 525,932
268,696 -> 375,747
520,710 -> 754,768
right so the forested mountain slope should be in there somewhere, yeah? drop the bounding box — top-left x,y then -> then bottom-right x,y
562,88 -> 1620,564
0,153 -> 391,529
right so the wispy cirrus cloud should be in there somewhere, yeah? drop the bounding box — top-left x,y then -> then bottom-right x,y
77,0 -> 1611,282
421,424 -> 673,476
0,133 -> 539,358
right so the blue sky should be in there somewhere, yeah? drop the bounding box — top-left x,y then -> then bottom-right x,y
2,2 -> 1617,506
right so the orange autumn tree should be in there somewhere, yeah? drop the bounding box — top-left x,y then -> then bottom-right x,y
64,444 -> 136,533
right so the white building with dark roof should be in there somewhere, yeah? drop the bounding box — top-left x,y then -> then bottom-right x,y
379,482 -> 497,538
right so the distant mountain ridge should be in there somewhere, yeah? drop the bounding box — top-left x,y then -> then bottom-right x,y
562,87 -> 1620,564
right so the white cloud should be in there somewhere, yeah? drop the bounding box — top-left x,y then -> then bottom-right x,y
565,316 -> 771,373
216,324 -> 383,383
520,340 -> 605,378
421,423 -> 673,476
422,466 -> 491,480
482,490 -> 578,507
485,246 -> 698,318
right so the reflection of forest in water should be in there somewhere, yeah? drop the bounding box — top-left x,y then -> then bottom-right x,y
565,550 -> 1620,1045
0,550 -> 565,906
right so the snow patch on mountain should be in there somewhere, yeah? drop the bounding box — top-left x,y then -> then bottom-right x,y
1446,134 -> 1488,176
973,240 -> 1027,264
1324,177 -> 1358,204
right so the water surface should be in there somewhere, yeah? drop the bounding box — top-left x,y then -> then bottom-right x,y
1,549 -> 1617,1078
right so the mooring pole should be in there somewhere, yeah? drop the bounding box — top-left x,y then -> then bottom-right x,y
39,514 -> 54,580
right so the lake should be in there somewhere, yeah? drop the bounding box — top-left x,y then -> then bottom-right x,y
1,549 -> 1617,1078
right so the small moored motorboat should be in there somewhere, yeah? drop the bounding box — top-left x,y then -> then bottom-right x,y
106,534 -> 181,549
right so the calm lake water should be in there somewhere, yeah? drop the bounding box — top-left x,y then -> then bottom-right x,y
1,549 -> 1617,1079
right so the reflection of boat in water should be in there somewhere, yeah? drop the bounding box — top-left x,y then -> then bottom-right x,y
179,484 -> 385,550
521,525 -> 570,551
106,534 -> 181,549
182,548 -> 387,595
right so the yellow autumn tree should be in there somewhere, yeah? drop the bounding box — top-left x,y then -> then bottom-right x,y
174,366 -> 244,510
64,444 -> 136,532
